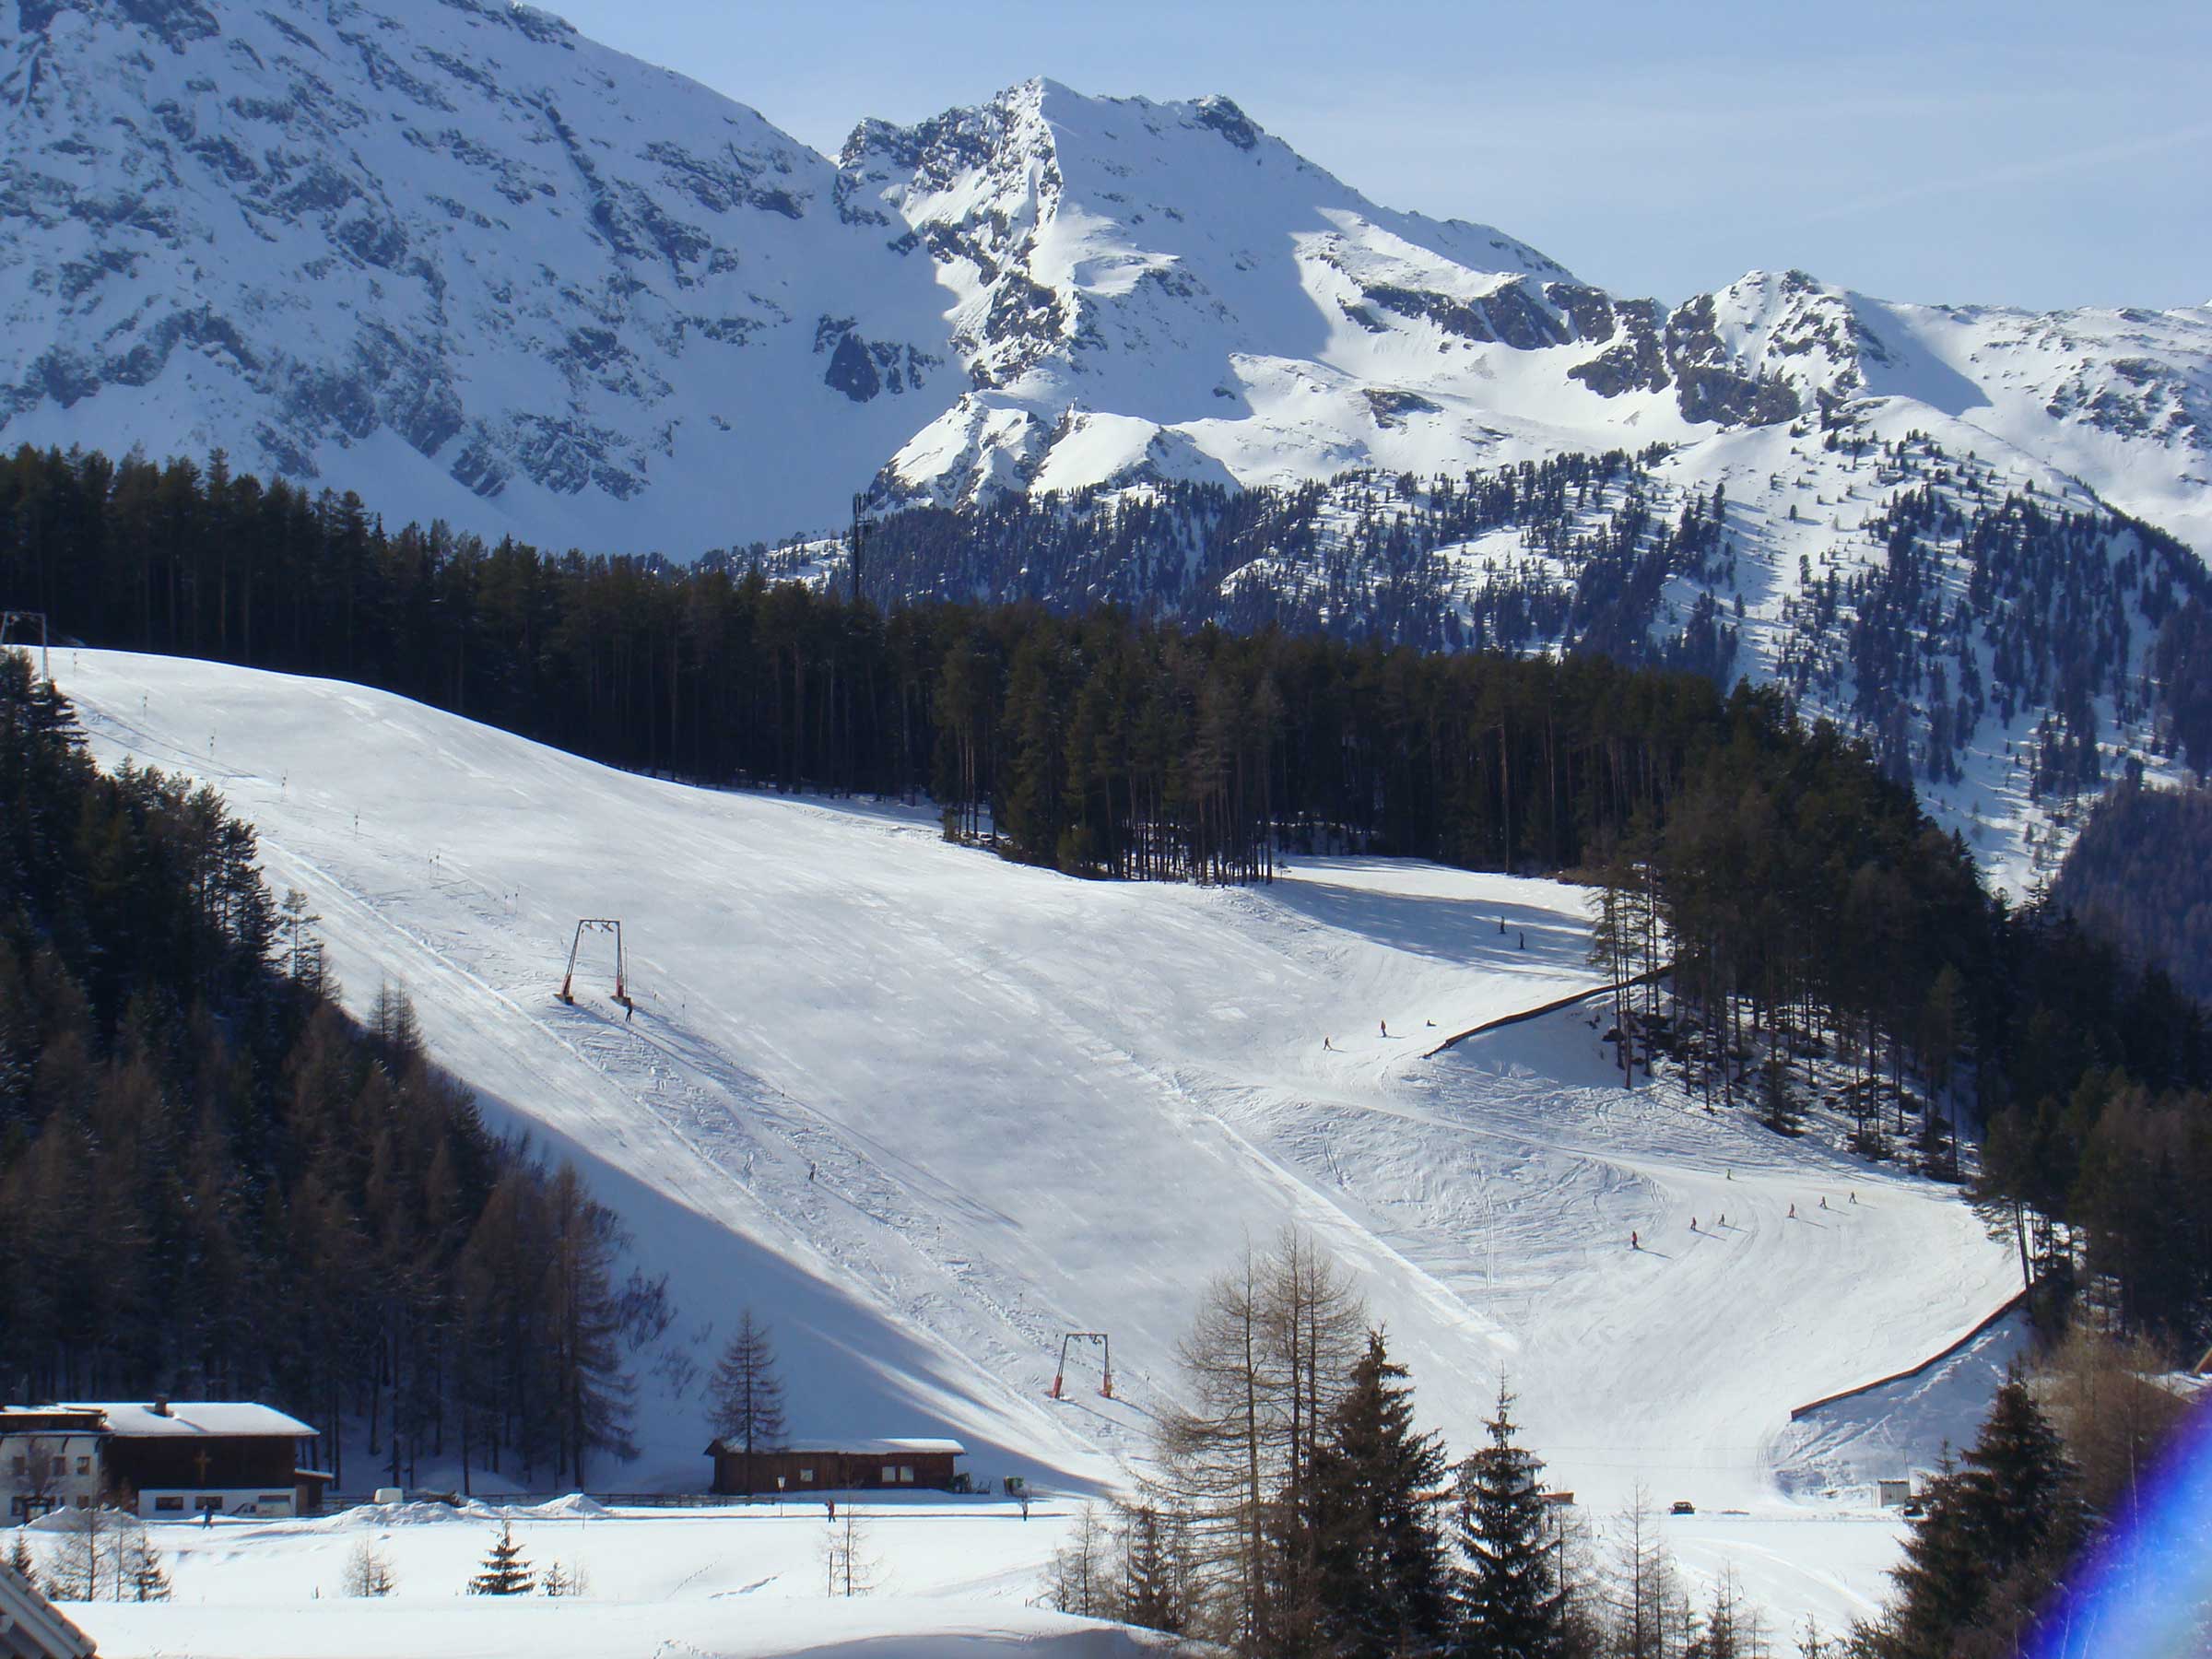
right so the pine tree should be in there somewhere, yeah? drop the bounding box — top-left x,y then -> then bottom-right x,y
1308,1328 -> 1451,1659
468,1522 -> 535,1595
1862,1371 -> 2082,1658
5,1530 -> 32,1582
1452,1380 -> 1568,1658
705,1307 -> 788,1498
1116,1502 -> 1188,1635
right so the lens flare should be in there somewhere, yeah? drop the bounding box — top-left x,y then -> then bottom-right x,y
2029,1388 -> 2212,1658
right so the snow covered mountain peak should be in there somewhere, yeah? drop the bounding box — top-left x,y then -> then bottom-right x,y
0,0 -> 2206,560
0,0 -> 959,549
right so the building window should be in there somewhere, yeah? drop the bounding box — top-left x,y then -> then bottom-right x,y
6,1498 -> 20,1519
155,1496 -> 183,1512
7,1456 -> 20,1477
76,1456 -> 90,1476
259,1495 -> 289,1508
799,1469 -> 813,1483
73,1495 -> 88,1509
900,1465 -> 913,1484
880,1465 -> 896,1485
195,1496 -> 220,1512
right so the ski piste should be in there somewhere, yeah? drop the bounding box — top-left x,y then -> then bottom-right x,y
49,648 -> 2021,1630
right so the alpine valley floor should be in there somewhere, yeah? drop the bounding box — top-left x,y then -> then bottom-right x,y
39,650 -> 2025,1646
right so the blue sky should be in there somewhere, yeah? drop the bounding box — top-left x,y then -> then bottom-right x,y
546,0 -> 2209,312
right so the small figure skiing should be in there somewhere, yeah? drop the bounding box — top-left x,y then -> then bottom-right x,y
1630,1230 -> 1640,1250
1787,1203 -> 1796,1218
1323,1036 -> 1335,1051
1850,1191 -> 1857,1205
1819,1195 -> 1827,1209
1379,1018 -> 1389,1038
1689,1218 -> 1698,1231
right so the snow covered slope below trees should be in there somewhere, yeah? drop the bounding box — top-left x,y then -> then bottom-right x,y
47,651 -> 2017,1605
0,4 -> 2206,562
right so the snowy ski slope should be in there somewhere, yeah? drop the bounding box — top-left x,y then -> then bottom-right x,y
46,651 -> 2019,1618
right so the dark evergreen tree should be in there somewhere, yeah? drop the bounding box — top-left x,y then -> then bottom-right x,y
468,1522 -> 534,1596
1860,1372 -> 2082,1658
1308,1329 -> 1451,1658
1116,1502 -> 1188,1636
1451,1381 -> 1568,1658
705,1307 -> 788,1497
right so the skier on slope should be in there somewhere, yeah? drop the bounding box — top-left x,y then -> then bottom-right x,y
1630,1230 -> 1639,1250
1379,1018 -> 1389,1038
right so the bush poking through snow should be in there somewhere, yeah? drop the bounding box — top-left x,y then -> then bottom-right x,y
122,1529 -> 171,1603
541,1558 -> 589,1597
342,1537 -> 396,1597
821,1509 -> 876,1599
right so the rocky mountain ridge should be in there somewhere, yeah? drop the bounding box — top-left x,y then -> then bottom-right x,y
1,0 -> 2206,563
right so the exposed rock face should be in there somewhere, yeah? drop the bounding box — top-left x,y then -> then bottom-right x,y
0,8 -> 2207,557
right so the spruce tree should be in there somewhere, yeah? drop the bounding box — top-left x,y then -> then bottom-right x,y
1452,1381 -> 1568,1658
1864,1371 -> 2082,1658
706,1307 -> 788,1498
1308,1329 -> 1451,1659
469,1522 -> 535,1596
1116,1502 -> 1187,1635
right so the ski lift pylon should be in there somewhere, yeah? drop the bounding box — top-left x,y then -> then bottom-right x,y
1048,1331 -> 1112,1400
559,918 -> 629,1007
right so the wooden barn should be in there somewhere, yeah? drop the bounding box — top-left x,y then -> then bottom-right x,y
705,1437 -> 966,1496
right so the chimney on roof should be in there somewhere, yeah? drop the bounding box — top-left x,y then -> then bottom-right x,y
152,1395 -> 171,1417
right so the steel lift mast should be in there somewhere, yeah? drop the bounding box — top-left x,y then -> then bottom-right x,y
1048,1331 -> 1112,1399
559,918 -> 629,1008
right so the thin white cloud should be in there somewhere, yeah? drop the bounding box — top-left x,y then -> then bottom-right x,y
1790,120 -> 2212,226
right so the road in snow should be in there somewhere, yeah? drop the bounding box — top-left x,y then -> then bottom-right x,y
44,650 -> 2021,1631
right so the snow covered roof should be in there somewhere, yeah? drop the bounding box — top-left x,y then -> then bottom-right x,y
724,1439 -> 966,1457
0,1557 -> 95,1659
56,1401 -> 316,1439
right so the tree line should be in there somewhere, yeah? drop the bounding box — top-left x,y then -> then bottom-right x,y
2050,775 -> 2212,1006
0,653 -> 668,1491
3,441 -> 2206,1347
1075,1231 -> 2201,1658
